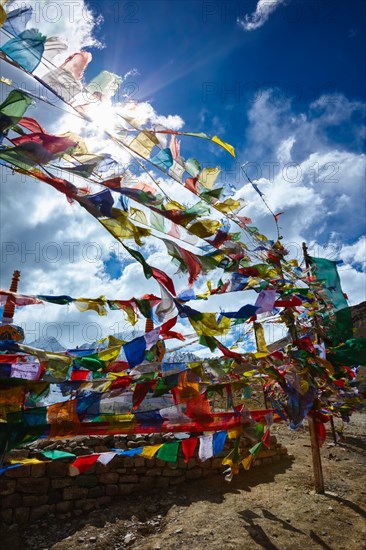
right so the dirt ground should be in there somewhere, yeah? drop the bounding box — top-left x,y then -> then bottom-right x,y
16,412 -> 366,550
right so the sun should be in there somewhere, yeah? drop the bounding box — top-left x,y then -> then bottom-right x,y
87,102 -> 119,133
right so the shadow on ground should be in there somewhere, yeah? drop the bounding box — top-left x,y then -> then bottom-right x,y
12,456 -> 295,549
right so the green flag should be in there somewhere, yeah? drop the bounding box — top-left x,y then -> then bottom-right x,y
156,441 -> 180,462
0,90 -> 33,134
42,450 -> 76,460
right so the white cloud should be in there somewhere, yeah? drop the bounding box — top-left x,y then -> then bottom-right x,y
238,0 -> 285,31
339,237 -> 366,268
236,90 -> 366,306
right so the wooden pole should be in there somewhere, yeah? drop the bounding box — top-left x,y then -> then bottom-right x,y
302,242 -> 325,494
307,413 -> 325,493
260,376 -> 270,409
329,415 -> 338,445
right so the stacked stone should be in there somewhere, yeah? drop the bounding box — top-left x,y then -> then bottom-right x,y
1,435 -> 289,527
6,433 -> 175,460
254,436 -> 288,467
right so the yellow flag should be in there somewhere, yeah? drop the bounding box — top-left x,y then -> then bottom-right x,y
222,451 -> 240,474
129,130 -> 159,158
61,132 -> 88,155
245,277 -> 262,288
254,322 -> 268,358
0,386 -> 24,421
190,313 -> 231,336
215,198 -> 241,213
211,135 -> 235,157
140,444 -> 163,459
196,280 -> 213,300
103,413 -> 135,426
198,167 -> 221,190
164,200 -> 185,211
120,304 -> 138,326
0,1 -> 7,27
74,296 -> 108,316
242,454 -> 254,470
130,208 -> 149,226
188,219 -> 221,238
9,458 -> 49,466
100,209 -> 151,245
228,425 -> 243,439
98,345 -> 122,364
106,335 -> 125,347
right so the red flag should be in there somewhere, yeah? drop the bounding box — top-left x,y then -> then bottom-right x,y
71,454 -> 100,474
262,429 -> 271,449
132,380 -> 156,410
185,177 -> 198,193
274,296 -> 302,307
182,437 -> 198,463
151,267 -> 176,295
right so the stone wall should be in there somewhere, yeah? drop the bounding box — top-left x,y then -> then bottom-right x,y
0,436 -> 288,526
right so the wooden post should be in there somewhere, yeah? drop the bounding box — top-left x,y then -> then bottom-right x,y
307,413 -> 325,493
0,440 -> 8,469
260,376 -> 269,409
302,242 -> 325,493
330,415 -> 338,445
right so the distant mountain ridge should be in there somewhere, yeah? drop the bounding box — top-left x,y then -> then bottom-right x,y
26,336 -> 65,352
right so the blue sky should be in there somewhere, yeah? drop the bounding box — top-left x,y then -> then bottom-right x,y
0,0 -> 365,348
88,0 -> 366,281
89,0 -> 365,138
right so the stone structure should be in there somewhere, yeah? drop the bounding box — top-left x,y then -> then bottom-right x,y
0,435 -> 288,526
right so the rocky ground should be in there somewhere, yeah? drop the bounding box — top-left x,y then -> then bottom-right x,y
6,412 -> 366,550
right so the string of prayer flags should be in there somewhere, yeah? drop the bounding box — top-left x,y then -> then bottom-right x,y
0,18 -> 364,486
